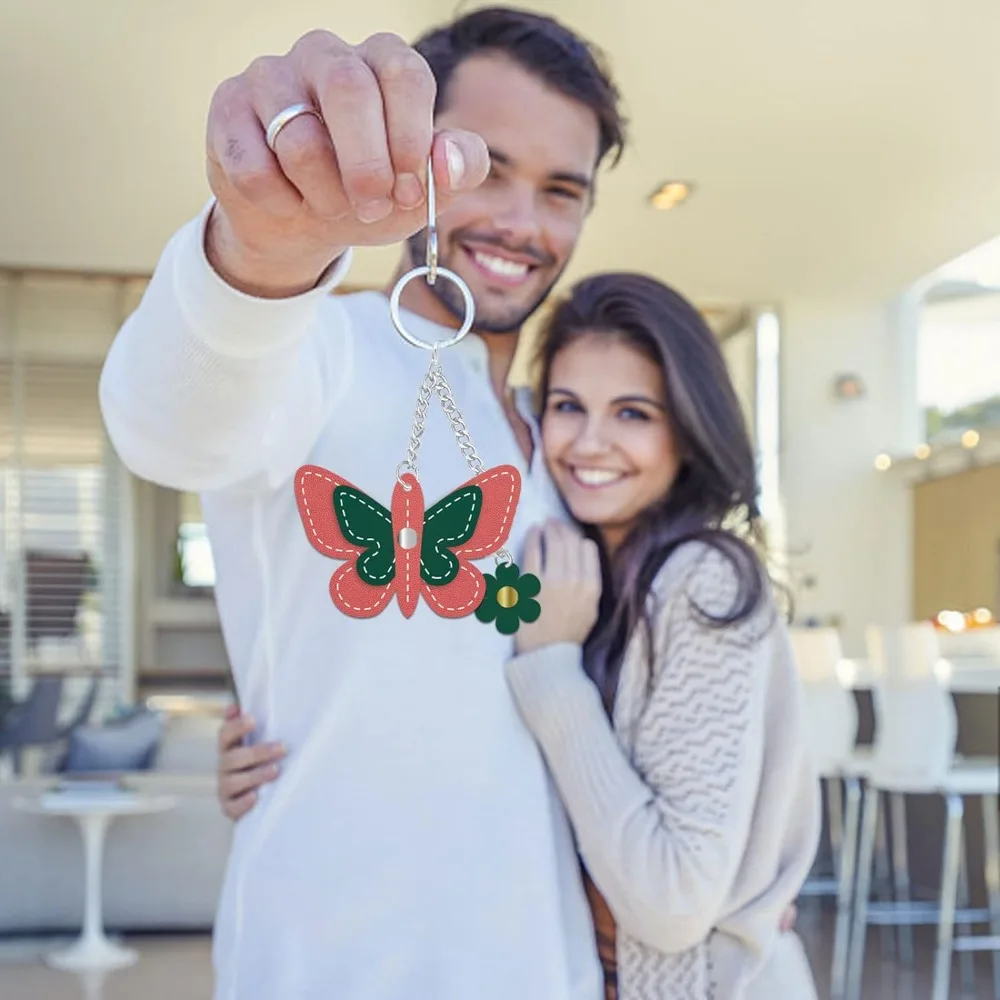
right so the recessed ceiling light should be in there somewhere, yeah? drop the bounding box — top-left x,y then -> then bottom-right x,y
649,181 -> 694,210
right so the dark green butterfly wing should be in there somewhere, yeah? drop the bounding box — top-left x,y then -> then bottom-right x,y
420,484 -> 483,586
333,485 -> 395,586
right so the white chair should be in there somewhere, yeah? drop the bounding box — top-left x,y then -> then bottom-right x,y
845,623 -> 1000,1000
790,627 -> 872,999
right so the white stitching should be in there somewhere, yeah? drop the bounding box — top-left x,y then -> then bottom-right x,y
419,469 -> 518,583
403,491 -> 414,607
333,486 -> 394,582
332,566 -> 393,614
298,469 -> 354,554
299,468 -> 396,614
421,565 -> 484,614
299,466 -> 515,618
298,470 -> 393,580
459,468 -> 517,556
420,486 -> 479,583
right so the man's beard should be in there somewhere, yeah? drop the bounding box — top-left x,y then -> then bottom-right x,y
407,231 -> 564,335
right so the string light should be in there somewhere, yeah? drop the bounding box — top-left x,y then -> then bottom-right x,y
936,610 -> 966,633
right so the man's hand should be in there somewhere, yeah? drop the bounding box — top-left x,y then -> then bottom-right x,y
205,29 -> 491,297
780,903 -> 798,933
217,704 -> 285,820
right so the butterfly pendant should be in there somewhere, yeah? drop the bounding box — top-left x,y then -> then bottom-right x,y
295,464 -> 521,620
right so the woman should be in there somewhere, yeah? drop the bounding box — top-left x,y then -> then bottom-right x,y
501,273 -> 820,998
217,273 -> 820,999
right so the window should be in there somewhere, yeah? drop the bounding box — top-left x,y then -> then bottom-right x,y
919,292 -> 1000,440
918,236 -> 1000,442
0,363 -> 120,680
177,492 -> 216,590
0,271 -> 134,693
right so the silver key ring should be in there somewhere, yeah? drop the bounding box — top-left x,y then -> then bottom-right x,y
389,156 -> 474,351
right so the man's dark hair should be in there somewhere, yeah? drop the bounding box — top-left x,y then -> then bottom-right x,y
414,6 -> 627,168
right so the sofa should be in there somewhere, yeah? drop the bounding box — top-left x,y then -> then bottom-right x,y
0,709 -> 232,934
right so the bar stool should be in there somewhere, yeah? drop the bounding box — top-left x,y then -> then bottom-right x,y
845,623 -> 1000,1000
790,627 -> 887,999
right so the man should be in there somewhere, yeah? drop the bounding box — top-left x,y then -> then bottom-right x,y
101,8 -> 794,998
102,9 -> 623,1000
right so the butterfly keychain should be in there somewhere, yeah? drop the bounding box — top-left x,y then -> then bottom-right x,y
294,157 -> 541,635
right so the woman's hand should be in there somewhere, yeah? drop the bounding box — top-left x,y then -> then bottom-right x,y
515,520 -> 602,655
217,705 -> 286,820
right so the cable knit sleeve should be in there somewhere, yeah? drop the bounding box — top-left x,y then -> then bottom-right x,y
99,200 -> 355,493
505,544 -> 777,956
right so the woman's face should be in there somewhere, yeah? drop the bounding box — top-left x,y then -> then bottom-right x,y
541,332 -> 683,552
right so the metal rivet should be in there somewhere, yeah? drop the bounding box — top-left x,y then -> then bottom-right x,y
397,527 -> 418,550
497,586 -> 519,609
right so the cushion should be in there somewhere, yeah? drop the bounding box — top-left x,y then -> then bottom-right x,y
63,708 -> 164,774
153,713 -> 221,774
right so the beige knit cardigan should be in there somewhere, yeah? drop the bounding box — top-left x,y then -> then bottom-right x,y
506,542 -> 822,1000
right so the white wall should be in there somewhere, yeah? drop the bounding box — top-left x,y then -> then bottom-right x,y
721,323 -> 757,444
780,294 -> 920,654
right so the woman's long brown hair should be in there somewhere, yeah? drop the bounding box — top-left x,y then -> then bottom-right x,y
535,272 -> 768,708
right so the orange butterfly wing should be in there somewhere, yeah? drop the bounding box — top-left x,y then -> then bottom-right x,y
294,465 -> 395,618
419,464 -> 521,619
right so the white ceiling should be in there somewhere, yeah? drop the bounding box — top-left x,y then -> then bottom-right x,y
2,0 -> 999,307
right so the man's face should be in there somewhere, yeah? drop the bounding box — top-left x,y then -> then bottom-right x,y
410,53 -> 601,334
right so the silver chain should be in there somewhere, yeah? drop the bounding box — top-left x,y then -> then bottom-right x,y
432,364 -> 485,477
396,351 -> 440,484
396,353 -> 513,567
398,351 -> 485,484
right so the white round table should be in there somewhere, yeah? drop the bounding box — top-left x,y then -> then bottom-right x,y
14,791 -> 176,971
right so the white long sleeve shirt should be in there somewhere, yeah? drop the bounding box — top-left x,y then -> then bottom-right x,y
100,202 -> 602,1000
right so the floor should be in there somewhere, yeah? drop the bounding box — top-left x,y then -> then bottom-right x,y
1,907 -> 998,999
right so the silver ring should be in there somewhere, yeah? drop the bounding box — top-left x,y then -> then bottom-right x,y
396,461 -> 415,489
265,103 -> 324,152
389,265 -> 474,350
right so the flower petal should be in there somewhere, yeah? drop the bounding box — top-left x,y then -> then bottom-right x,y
496,563 -> 520,586
496,608 -> 521,635
518,598 -> 541,624
516,572 -> 541,600
475,596 -> 499,624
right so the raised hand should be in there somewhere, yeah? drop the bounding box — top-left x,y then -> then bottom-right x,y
514,520 -> 602,655
204,30 -> 490,297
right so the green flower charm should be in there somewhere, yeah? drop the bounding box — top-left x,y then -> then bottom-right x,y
475,562 -> 541,635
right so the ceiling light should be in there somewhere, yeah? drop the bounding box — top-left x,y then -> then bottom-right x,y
961,429 -> 980,449
915,444 -> 931,460
649,181 -> 694,210
874,453 -> 892,471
